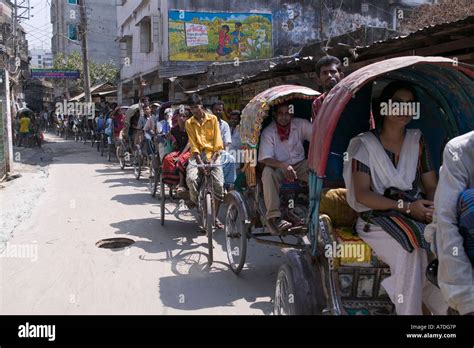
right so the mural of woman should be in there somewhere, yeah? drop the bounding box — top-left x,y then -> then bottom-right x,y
216,25 -> 233,59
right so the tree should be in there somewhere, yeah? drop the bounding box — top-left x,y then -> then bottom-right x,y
53,51 -> 119,97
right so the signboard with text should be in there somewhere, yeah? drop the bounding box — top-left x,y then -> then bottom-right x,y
185,23 -> 209,47
31,69 -> 80,79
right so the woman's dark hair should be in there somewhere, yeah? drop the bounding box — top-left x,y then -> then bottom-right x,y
315,55 -> 342,76
222,25 -> 230,32
379,81 -> 418,105
375,81 -> 418,128
187,94 -> 203,106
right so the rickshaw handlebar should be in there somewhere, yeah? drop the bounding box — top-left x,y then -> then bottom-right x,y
191,163 -> 222,168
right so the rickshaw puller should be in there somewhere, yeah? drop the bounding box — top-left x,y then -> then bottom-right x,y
259,103 -> 312,235
312,55 -> 344,122
185,94 -> 225,229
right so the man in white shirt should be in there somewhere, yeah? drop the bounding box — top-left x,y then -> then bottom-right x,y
425,131 -> 474,315
258,103 -> 312,234
212,101 -> 236,189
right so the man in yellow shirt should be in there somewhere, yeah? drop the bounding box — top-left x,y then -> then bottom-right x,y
18,114 -> 31,147
185,94 -> 225,228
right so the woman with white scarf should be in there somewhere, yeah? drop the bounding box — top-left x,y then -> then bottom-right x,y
343,81 -> 447,315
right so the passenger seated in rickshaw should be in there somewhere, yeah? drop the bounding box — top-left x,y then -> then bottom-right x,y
161,108 -> 192,193
156,108 -> 174,160
258,102 -> 312,235
343,81 -> 447,315
112,107 -> 126,140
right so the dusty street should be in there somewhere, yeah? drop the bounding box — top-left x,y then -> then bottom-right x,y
0,133 -> 287,314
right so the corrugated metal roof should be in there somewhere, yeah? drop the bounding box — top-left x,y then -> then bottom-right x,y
157,64 -> 208,79
355,15 -> 474,59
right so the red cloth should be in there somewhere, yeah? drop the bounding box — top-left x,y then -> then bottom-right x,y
311,93 -> 326,123
162,150 -> 191,185
276,123 -> 291,142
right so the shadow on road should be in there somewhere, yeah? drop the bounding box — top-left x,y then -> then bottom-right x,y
158,250 -> 275,313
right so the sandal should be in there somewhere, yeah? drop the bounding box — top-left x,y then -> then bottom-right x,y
176,186 -> 187,194
267,218 -> 292,236
215,219 -> 224,230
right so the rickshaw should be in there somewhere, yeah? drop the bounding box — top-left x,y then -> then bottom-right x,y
273,56 -> 474,315
223,85 -> 321,274
118,104 -> 142,172
149,103 -> 189,226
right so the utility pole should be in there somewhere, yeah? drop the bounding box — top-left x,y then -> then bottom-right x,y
79,0 -> 92,104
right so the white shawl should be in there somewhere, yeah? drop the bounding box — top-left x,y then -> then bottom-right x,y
343,129 -> 422,212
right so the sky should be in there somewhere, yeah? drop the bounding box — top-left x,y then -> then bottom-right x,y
22,0 -> 52,51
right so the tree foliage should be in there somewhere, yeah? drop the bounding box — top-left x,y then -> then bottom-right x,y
53,51 -> 119,96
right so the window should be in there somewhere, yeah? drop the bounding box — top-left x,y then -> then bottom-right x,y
68,24 -> 78,40
139,18 -> 152,53
126,37 -> 133,63
68,0 -> 78,5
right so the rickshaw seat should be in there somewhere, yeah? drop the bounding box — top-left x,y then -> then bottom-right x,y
319,189 -> 388,268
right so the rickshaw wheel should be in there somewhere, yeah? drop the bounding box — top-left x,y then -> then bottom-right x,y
160,176 -> 165,226
205,193 -> 214,265
224,199 -> 248,274
149,166 -> 158,198
274,250 -> 324,315
133,148 -> 142,180
107,143 -> 112,162
117,145 -> 125,170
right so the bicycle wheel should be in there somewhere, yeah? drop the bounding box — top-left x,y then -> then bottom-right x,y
133,148 -> 142,180
160,176 -> 166,226
116,145 -> 125,170
149,165 -> 158,197
225,197 -> 248,274
107,143 -> 112,162
205,193 -> 214,265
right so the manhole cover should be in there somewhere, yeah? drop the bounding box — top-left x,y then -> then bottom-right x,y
96,238 -> 135,249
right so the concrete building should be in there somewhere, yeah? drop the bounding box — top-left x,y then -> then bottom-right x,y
23,79 -> 54,112
0,0 -> 30,179
116,0 -> 438,104
50,0 -> 120,65
29,48 -> 53,68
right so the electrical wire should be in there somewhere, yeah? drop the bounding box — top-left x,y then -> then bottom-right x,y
324,0 -> 345,52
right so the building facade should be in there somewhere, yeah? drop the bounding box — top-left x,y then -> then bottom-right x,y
50,0 -> 120,65
116,0 -> 437,104
29,48 -> 53,68
0,0 -> 30,179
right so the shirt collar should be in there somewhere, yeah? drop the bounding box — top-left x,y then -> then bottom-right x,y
190,112 -> 212,125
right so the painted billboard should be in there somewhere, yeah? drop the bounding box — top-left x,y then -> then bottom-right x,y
169,10 -> 272,62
